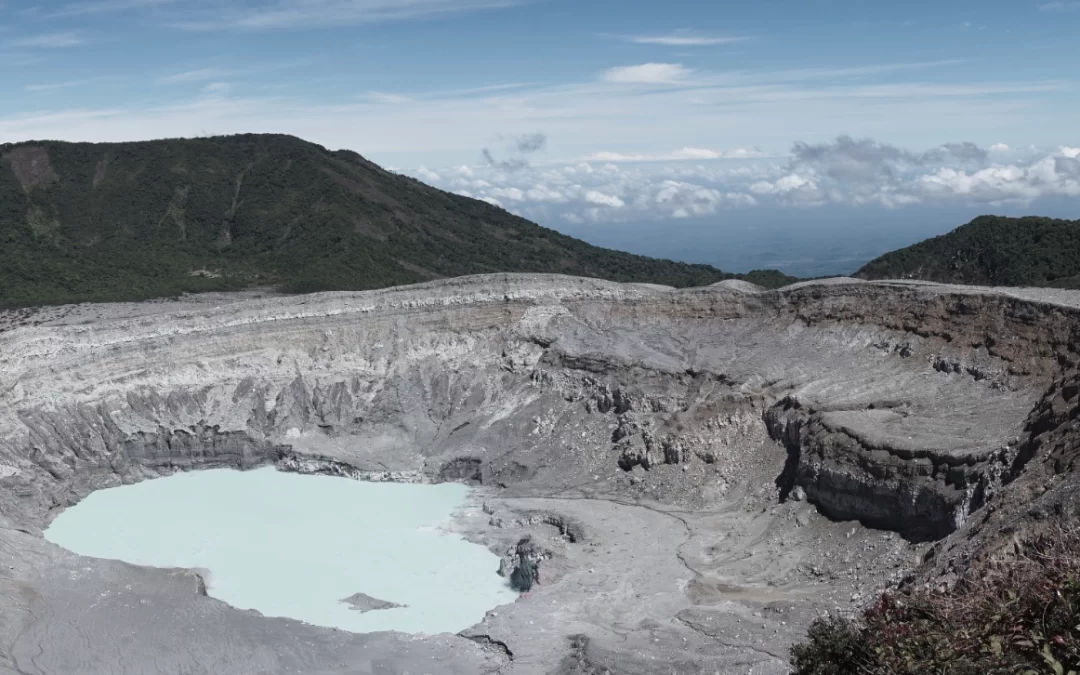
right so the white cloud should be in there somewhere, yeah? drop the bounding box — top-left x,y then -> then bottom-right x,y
26,76 -> 112,92
656,180 -> 729,217
584,152 -> 647,162
402,137 -> 1080,224
629,33 -> 747,46
749,174 -> 816,195
663,149 -> 719,160
563,162 -> 595,175
159,68 -> 234,84
763,137 -> 1080,206
1041,1 -> 1080,10
584,190 -> 625,207
367,91 -> 411,104
989,143 -> 1010,152
201,82 -> 232,96
602,63 -> 691,84
917,160 -> 1080,201
748,174 -> 824,205
525,184 -> 569,202
721,147 -> 767,159
10,32 -> 83,48
490,186 -> 525,201
416,166 -> 441,182
584,147 -> 767,163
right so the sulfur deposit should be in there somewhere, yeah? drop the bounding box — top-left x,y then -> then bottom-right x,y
1,274 -> 1079,674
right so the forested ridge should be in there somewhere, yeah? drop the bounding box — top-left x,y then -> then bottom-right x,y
858,215 -> 1080,288
0,133 -> 794,308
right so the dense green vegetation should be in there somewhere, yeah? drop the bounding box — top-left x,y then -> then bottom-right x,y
0,134 -> 795,308
790,530 -> 1080,674
857,216 -> 1080,288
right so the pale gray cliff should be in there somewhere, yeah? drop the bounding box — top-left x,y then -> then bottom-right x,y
1,273 -> 1078,674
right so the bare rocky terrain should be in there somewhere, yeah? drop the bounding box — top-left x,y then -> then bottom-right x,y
1,273 -> 1078,674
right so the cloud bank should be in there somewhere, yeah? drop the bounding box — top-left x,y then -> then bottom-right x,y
407,137 -> 1080,224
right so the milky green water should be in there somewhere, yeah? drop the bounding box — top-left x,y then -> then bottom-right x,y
44,467 -> 516,634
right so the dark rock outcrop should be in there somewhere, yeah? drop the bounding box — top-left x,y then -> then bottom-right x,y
340,593 -> 405,613
501,537 -> 545,592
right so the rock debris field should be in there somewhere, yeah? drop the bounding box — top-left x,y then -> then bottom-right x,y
2,273 -> 1080,674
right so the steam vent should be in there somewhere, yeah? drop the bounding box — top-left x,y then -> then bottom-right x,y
3,273 -> 1080,674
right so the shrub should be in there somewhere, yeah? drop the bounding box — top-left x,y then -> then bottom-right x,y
791,528 -> 1080,674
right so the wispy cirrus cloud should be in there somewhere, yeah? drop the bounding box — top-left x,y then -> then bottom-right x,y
155,58 -> 315,88
758,59 -> 971,82
595,60 -> 965,89
362,82 -> 532,103
603,62 -> 691,84
158,68 -> 238,84
9,31 -> 84,48
0,51 -> 47,67
48,0 -> 182,17
1040,1 -> 1080,10
366,91 -> 412,104
200,82 -> 232,97
170,0 -> 524,30
26,76 -> 115,92
0,55 -> 1072,182
627,32 -> 748,46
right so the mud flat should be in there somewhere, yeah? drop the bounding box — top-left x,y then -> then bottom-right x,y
1,274 -> 1079,674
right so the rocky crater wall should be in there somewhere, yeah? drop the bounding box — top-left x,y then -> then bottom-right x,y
4,275 -> 1080,674
0,275 -> 1070,539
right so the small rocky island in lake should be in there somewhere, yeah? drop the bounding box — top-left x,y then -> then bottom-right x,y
339,593 -> 405,613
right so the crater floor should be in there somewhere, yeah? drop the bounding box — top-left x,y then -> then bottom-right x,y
1,274 -> 1077,674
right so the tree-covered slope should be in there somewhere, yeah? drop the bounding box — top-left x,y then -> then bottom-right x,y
0,134 -> 795,308
857,215 -> 1080,288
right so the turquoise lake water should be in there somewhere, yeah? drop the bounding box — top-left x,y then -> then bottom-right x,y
44,467 -> 516,634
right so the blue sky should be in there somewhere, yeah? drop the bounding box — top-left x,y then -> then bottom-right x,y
2,0 -> 1079,273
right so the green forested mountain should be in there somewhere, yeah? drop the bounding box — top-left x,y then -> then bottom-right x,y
0,134 -> 794,308
857,215 -> 1080,288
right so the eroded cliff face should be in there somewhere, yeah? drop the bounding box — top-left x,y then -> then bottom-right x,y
0,276 -> 1062,532
1,274 -> 1078,674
